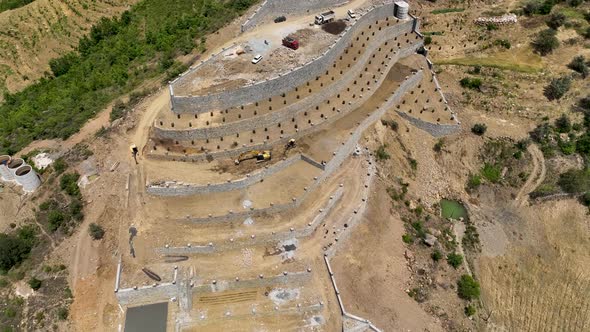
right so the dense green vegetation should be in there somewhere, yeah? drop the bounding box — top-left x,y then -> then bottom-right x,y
471,123 -> 487,136
532,29 -> 559,55
0,226 -> 36,273
457,274 -> 481,300
0,0 -> 33,13
544,76 -> 572,100
460,77 -> 482,90
0,0 -> 257,154
89,223 -> 105,240
447,252 -> 463,268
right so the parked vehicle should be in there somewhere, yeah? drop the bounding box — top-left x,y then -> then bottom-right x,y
347,9 -> 356,19
315,10 -> 335,25
274,15 -> 286,23
251,54 -> 263,64
282,37 -> 299,50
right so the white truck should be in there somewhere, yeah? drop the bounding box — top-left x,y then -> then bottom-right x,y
315,10 -> 335,25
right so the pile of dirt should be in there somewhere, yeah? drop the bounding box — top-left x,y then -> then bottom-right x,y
322,20 -> 347,35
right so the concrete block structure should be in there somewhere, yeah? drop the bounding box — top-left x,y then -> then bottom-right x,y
14,165 -> 41,192
0,155 -> 13,181
0,156 -> 41,192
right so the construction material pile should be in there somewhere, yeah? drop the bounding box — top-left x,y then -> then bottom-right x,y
474,14 -> 517,25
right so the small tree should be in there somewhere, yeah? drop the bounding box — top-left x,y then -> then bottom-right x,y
465,305 -> 476,316
447,252 -> 463,268
88,223 -> 105,240
546,13 -> 566,30
568,55 -> 589,78
471,123 -> 487,136
532,29 -> 559,56
28,277 -> 42,291
57,307 -> 69,320
424,36 -> 432,45
431,250 -> 443,261
457,274 -> 481,300
544,76 -> 572,100
581,192 -> 590,206
555,114 -> 572,133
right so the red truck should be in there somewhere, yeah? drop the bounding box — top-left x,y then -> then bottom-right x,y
282,37 -> 299,50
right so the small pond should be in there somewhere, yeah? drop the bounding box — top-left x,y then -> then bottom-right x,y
440,199 -> 468,220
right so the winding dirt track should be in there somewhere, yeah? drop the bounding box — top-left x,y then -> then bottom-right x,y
513,144 -> 545,207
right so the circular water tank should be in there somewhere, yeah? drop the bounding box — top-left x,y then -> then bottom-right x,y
7,158 -> 24,179
394,1 -> 409,20
0,155 -> 13,181
14,165 -> 41,192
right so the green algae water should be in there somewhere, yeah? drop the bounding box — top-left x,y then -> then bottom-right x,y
440,199 -> 468,220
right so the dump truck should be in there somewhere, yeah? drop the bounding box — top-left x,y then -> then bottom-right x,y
235,150 -> 271,165
282,37 -> 299,50
315,10 -> 335,25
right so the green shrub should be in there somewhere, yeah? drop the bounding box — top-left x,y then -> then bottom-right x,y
558,140 -> 576,155
544,76 -> 571,100
460,77 -> 482,90
457,274 -> 481,300
447,252 -> 463,268
532,29 -> 559,55
402,233 -> 413,244
481,163 -> 502,183
52,158 -> 67,174
568,55 -> 588,78
0,233 -> 33,273
57,307 -> 68,320
0,278 -> 9,288
88,223 -> 105,240
424,36 -> 432,45
47,210 -> 66,232
546,12 -> 567,29
409,158 -> 418,170
471,123 -> 487,136
486,23 -> 499,31
60,173 -> 81,198
431,250 -> 443,261
465,305 -> 476,316
381,119 -> 399,131
467,174 -> 482,190
580,192 -> 590,206
493,39 -> 511,49
28,277 -> 42,291
375,145 -> 390,160
558,168 -> 590,193
555,114 -> 572,133
433,138 -> 445,152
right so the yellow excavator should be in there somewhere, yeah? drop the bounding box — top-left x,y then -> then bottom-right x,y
234,150 -> 271,165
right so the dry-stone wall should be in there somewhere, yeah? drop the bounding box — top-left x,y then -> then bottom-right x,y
146,153 -> 321,196
156,26 -> 419,141
241,0 -> 349,33
171,3 -> 411,113
172,70 -> 424,223
150,43 -> 423,164
396,111 -> 460,137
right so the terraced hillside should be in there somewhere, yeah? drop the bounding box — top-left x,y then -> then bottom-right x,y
0,0 -> 136,95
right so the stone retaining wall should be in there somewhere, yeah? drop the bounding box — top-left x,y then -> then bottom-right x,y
396,111 -> 460,137
171,70 -> 423,223
146,153 -> 320,197
155,33 -> 419,140
148,43 -> 422,163
157,188 -> 342,251
171,3 -> 411,113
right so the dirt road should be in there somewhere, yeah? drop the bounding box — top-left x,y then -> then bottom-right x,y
513,144 -> 545,206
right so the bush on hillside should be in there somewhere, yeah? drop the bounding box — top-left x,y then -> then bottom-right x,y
546,12 -> 566,29
544,76 -> 571,100
568,55 -> 589,78
88,223 -> 105,240
447,252 -> 463,268
471,123 -> 487,136
532,29 -> 559,55
28,277 -> 42,291
457,274 -> 481,300
555,114 -> 572,133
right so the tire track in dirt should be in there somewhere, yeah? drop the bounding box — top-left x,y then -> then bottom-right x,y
513,144 -> 545,207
